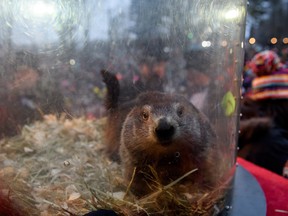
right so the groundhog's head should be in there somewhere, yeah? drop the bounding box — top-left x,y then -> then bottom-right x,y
120,91 -> 215,158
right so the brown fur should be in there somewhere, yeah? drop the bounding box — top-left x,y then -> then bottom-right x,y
102,71 -> 219,197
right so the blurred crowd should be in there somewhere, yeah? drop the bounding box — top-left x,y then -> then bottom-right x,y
1,45 -> 288,179
0,45 -> 216,139
0,51 -> 66,138
0,47 -> 174,139
238,48 -> 288,178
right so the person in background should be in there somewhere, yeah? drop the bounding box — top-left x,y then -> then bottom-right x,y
238,50 -> 288,177
113,56 -> 167,105
0,51 -> 66,139
280,47 -> 288,68
186,66 -> 211,111
136,56 -> 167,92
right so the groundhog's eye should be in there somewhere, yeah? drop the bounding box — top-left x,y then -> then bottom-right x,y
177,106 -> 184,117
141,111 -> 149,120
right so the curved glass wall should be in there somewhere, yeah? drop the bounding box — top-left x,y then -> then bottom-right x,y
0,1 -> 246,215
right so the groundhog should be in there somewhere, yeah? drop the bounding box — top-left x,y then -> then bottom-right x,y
101,70 -> 219,197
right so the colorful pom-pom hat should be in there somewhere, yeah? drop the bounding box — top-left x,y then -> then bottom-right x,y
247,50 -> 288,100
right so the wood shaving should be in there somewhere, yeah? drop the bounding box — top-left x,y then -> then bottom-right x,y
0,115 -> 232,216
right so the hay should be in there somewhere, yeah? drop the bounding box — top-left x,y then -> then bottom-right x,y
0,115 -> 232,216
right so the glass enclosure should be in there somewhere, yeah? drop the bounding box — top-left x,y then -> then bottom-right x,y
0,0 -> 246,215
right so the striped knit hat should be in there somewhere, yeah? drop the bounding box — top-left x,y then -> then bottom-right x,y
249,50 -> 283,76
247,50 -> 288,100
247,74 -> 288,100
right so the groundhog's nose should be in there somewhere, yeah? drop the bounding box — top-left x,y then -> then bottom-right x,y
155,118 -> 175,143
